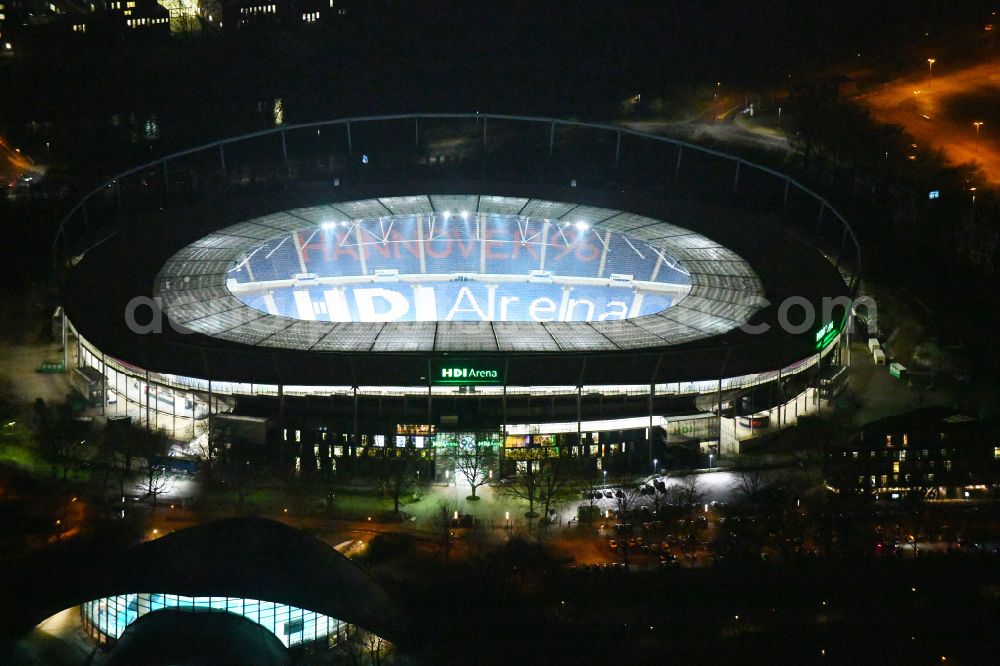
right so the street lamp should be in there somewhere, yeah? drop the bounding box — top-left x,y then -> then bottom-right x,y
974,121 -> 984,156
708,453 -> 714,471
927,58 -> 936,79
653,458 -> 658,474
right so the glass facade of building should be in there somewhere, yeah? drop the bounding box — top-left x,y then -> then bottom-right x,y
81,593 -> 351,649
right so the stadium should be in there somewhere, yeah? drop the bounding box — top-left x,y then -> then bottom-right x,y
55,114 -> 859,476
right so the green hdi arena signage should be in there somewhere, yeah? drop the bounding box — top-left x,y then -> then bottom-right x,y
430,359 -> 504,385
814,312 -> 848,351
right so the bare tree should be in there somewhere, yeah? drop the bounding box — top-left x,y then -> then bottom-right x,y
609,478 -> 645,565
733,468 -> 767,505
452,439 -> 497,500
97,419 -> 138,502
35,404 -> 90,482
466,517 -> 490,558
0,373 -> 21,421
377,447 -> 420,517
347,629 -> 394,666
670,474 -> 704,512
536,457 -> 577,528
136,427 -> 172,511
137,465 -> 173,512
320,456 -> 338,515
222,447 -> 263,514
429,499 -> 457,558
498,458 -> 544,519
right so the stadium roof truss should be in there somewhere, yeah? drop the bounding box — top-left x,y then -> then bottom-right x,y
156,196 -> 766,353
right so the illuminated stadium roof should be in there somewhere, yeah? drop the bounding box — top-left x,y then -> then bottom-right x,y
155,195 -> 765,353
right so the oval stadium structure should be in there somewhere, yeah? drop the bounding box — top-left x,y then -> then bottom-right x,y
56,114 -> 858,466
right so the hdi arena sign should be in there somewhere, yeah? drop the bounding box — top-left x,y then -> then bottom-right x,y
430,359 -> 505,385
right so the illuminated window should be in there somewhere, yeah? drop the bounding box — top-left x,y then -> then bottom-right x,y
333,446 -> 343,457
83,594 -> 345,648
886,435 -> 892,447
295,430 -> 301,442
994,447 -> 1000,459
283,428 -> 288,441
892,462 -> 900,473
880,474 -> 888,486
944,460 -> 952,472
927,473 -> 935,482
902,433 -> 908,446
899,451 -> 907,461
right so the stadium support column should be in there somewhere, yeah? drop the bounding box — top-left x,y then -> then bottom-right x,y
576,385 -> 582,453
280,130 -> 289,179
501,379 -> 508,476
145,369 -> 151,429
278,384 -> 285,422
346,121 -> 353,156
816,350 -> 822,412
207,379 -> 214,465
846,316 -> 852,367
717,377 -> 723,459
101,351 -> 106,417
648,383 -> 655,468
427,383 -> 433,438
777,366 -> 783,428
61,308 -> 68,371
352,386 -> 359,456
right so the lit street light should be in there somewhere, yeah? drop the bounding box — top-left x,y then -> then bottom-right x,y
974,121 -> 984,156
652,458 -> 658,473
927,58 -> 936,79
708,453 -> 714,471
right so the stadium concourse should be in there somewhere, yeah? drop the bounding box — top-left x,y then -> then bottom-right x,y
56,114 -> 857,476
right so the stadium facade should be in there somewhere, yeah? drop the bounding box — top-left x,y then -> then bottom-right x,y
56,114 -> 859,475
